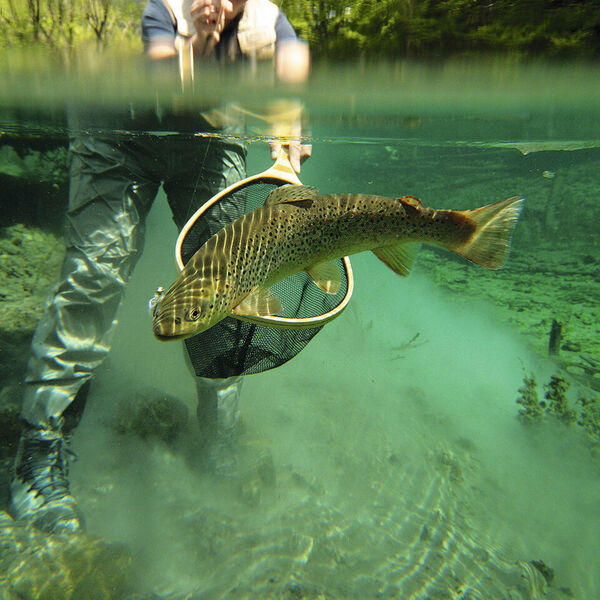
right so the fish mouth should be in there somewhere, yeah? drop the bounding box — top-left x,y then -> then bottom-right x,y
152,320 -> 191,342
154,332 -> 189,342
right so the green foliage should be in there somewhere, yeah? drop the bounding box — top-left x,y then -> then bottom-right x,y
279,0 -> 600,58
0,0 -> 142,54
279,0 -> 360,57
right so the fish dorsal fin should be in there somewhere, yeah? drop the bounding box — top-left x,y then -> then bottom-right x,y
265,184 -> 319,207
306,260 -> 341,294
372,243 -> 419,277
398,195 -> 422,211
232,287 -> 283,318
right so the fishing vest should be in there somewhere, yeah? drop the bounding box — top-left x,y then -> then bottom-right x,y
161,0 -> 278,62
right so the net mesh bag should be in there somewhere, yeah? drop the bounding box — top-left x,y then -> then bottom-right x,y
180,179 -> 350,378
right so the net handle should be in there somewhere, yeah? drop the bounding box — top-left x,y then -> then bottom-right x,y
174,146 -> 354,328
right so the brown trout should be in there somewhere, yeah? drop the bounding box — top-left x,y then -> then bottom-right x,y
153,185 -> 523,340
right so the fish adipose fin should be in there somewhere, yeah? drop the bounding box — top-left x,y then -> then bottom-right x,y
232,287 -> 283,318
306,260 -> 341,294
265,185 -> 319,207
372,244 -> 419,277
398,195 -> 422,209
451,196 -> 524,270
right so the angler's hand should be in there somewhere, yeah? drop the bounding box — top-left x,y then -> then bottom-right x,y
191,0 -> 233,53
270,142 -> 312,174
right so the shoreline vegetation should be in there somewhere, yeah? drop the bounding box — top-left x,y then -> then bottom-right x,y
1,0 -> 599,59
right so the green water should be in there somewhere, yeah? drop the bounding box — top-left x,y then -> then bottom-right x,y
1,58 -> 600,599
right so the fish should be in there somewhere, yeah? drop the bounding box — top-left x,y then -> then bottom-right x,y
152,185 -> 524,340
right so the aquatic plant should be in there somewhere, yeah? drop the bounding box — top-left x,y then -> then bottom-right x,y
542,375 -> 576,426
515,371 -> 544,424
577,395 -> 600,447
515,371 -> 600,460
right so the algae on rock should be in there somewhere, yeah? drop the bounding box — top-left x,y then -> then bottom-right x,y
0,511 -> 132,600
0,223 -> 65,387
0,145 -> 69,185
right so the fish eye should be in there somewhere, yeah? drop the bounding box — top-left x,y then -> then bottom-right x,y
185,307 -> 201,322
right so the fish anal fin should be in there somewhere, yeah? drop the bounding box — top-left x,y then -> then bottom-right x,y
306,260 -> 341,294
265,184 -> 319,207
372,244 -> 419,277
232,287 -> 283,318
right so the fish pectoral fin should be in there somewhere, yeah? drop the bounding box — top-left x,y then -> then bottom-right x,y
372,244 -> 419,277
306,260 -> 341,294
265,184 -> 319,207
232,287 -> 283,318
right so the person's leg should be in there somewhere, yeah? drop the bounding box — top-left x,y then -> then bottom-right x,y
165,136 -> 248,236
194,375 -> 243,472
164,136 -> 248,455
11,135 -> 160,533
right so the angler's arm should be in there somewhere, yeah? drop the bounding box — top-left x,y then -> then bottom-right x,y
268,44 -> 312,173
142,0 -> 178,60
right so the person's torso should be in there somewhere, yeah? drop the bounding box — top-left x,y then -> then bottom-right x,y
162,0 -> 280,62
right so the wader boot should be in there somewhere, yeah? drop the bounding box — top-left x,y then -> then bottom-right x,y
10,417 -> 84,534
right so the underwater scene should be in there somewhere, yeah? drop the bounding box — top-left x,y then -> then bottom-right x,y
1,59 -> 600,599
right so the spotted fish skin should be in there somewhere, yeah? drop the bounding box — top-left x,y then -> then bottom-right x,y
153,187 -> 524,340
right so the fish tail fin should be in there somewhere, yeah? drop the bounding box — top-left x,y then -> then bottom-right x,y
449,196 -> 525,269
